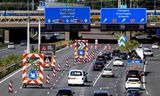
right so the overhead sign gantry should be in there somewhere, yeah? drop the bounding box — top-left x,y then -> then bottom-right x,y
101,8 -> 147,31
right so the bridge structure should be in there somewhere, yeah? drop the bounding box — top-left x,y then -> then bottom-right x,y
0,10 -> 160,43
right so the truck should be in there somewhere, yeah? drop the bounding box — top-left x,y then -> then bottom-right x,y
127,49 -> 145,76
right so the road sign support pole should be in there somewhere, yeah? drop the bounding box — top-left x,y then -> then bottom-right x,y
27,18 -> 30,53
38,17 -> 41,53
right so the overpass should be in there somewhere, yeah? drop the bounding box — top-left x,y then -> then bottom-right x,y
0,10 -> 160,43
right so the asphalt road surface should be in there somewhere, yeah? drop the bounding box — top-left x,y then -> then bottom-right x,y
0,43 -> 160,96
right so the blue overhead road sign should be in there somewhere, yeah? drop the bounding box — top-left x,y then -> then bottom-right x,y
101,8 -> 147,24
45,7 -> 90,24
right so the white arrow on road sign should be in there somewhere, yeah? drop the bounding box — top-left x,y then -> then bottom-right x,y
30,73 -> 36,78
103,18 -> 107,23
84,19 -> 88,23
122,18 -> 126,22
140,18 -> 144,22
78,42 -> 85,50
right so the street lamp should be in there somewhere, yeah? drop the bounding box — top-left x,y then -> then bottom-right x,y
154,0 -> 157,15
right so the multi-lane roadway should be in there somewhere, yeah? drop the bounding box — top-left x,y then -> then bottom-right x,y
0,43 -> 160,96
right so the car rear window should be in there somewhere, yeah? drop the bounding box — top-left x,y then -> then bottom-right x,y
144,50 -> 151,52
104,68 -> 112,71
128,79 -> 139,82
70,71 -> 82,76
58,90 -> 72,95
115,58 -> 122,61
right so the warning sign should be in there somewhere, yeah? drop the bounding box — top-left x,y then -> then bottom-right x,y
44,56 -> 51,64
40,44 -> 55,55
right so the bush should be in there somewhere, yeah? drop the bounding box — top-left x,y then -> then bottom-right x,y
118,40 -> 139,51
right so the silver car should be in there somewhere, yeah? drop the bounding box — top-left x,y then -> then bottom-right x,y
101,67 -> 114,77
8,42 -> 15,49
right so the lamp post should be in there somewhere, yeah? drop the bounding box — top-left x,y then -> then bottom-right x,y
154,0 -> 157,15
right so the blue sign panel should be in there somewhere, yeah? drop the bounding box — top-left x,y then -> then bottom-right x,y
39,1 -> 46,7
78,50 -> 85,56
28,70 -> 38,80
127,59 -> 142,63
45,7 -> 90,24
101,8 -> 147,24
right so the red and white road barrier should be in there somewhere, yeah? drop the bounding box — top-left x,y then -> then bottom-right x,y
83,58 -> 86,63
52,67 -> 56,77
77,58 -> 80,63
8,80 -> 13,93
45,74 -> 50,84
74,59 -> 77,65
58,64 -> 61,71
65,58 -> 69,67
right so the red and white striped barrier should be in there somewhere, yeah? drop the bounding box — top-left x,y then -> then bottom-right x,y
52,67 -> 56,77
45,74 -> 50,84
58,64 -> 61,71
65,58 -> 69,67
8,80 -> 13,93
83,58 -> 86,63
74,59 -> 77,65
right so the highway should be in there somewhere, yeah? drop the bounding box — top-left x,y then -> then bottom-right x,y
0,45 -> 26,58
0,43 -> 160,96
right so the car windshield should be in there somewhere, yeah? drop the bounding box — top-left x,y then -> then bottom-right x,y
144,50 -> 151,52
70,71 -> 82,76
95,62 -> 103,64
57,90 -> 72,96
94,93 -> 108,96
115,58 -> 122,61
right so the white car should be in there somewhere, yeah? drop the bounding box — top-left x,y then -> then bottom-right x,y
152,43 -> 159,49
101,67 -> 114,77
8,42 -> 15,49
144,49 -> 153,56
68,70 -> 87,86
125,78 -> 141,89
113,58 -> 124,66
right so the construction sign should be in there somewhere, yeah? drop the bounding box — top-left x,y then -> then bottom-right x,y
40,44 -> 56,55
74,40 -> 88,59
22,53 -> 44,87
44,56 -> 51,64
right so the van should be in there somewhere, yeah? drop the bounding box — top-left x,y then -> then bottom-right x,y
68,70 -> 87,86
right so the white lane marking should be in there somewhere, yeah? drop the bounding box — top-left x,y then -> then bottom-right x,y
0,46 -> 71,84
56,80 -> 58,82
58,77 -> 60,79
143,61 -> 148,89
50,88 -> 52,90
93,59 -> 113,86
19,87 -> 22,89
14,91 -> 17,94
116,93 -> 118,96
47,92 -> 50,94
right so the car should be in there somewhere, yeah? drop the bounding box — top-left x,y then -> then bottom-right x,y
112,49 -> 120,57
113,58 -> 124,66
102,52 -> 112,60
20,40 -> 27,46
93,90 -> 112,96
56,88 -> 75,96
125,88 -> 142,96
126,70 -> 142,82
101,67 -> 114,77
119,52 -> 128,60
125,78 -> 141,90
68,70 -> 87,86
93,61 -> 105,71
96,55 -> 107,64
152,43 -> 159,49
8,42 -> 15,49
144,48 -> 153,57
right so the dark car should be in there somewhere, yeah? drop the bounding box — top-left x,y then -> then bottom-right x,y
93,90 -> 112,96
20,40 -> 27,46
112,49 -> 120,57
119,52 -> 128,60
126,70 -> 141,82
56,88 -> 75,96
96,55 -> 106,64
93,61 -> 105,71
102,52 -> 112,60
125,88 -> 142,96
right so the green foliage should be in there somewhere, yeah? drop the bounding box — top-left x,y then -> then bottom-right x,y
0,54 -> 22,70
118,40 -> 139,51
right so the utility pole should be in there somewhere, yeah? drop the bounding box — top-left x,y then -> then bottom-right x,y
38,17 -> 41,52
118,0 -> 121,8
27,17 -> 30,53
154,0 -> 157,15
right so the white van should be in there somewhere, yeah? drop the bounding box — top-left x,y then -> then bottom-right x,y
68,70 -> 87,86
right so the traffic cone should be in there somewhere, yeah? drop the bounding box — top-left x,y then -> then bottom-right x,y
45,74 -> 50,84
65,58 -> 69,67
58,64 -> 61,71
8,80 -> 13,93
52,67 -> 56,77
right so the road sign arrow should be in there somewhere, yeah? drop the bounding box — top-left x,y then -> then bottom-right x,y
78,42 -> 85,50
84,19 -> 88,23
122,18 -> 126,22
103,18 -> 107,23
140,18 -> 144,22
